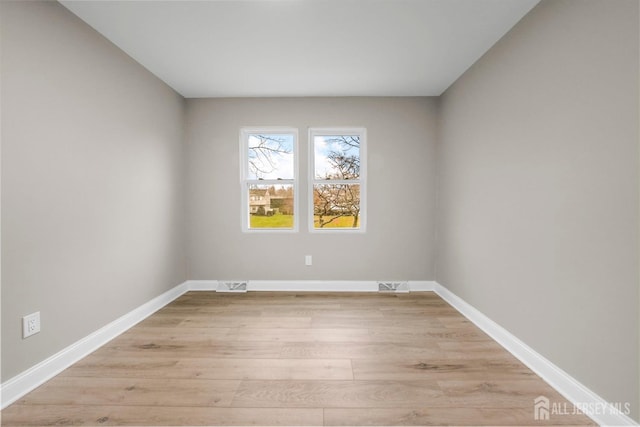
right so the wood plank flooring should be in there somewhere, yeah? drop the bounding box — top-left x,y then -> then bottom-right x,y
1,291 -> 595,426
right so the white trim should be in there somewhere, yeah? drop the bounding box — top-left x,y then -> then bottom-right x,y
1,281 -> 190,409
408,280 -> 435,292
246,280 -> 436,292
186,279 -> 218,291
432,281 -> 638,426
249,280 -> 375,292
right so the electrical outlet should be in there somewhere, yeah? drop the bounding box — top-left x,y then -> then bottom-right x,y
305,255 -> 312,266
22,311 -> 41,339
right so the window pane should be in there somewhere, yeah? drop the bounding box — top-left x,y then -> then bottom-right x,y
314,135 -> 360,180
313,184 -> 360,229
249,184 -> 294,229
247,134 -> 294,180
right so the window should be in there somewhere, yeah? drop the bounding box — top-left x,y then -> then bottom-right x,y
240,128 -> 298,231
309,128 -> 366,232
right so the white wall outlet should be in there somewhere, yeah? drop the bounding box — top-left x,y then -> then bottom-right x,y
22,311 -> 41,339
305,255 -> 312,266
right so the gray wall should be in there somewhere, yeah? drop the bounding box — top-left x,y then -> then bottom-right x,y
436,0 -> 639,419
185,97 -> 437,281
1,1 -> 187,380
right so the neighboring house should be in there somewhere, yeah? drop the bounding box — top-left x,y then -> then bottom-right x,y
270,196 -> 293,215
249,188 -> 271,215
250,189 -> 293,215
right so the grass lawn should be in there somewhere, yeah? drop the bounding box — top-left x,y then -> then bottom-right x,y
250,214 -> 294,229
314,215 -> 358,228
249,214 -> 358,229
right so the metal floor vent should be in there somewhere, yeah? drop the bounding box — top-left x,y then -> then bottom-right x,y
377,281 -> 410,293
216,281 -> 248,293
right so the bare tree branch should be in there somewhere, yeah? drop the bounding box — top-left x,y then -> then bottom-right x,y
248,134 -> 292,179
325,135 -> 360,150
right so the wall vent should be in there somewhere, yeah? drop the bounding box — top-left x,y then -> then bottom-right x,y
377,281 -> 410,293
216,281 -> 248,293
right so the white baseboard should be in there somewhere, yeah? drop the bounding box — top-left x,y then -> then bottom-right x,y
249,280 -> 376,292
0,281 -> 190,409
432,282 -> 637,426
408,280 -> 435,292
184,279 -> 436,293
185,279 -> 217,291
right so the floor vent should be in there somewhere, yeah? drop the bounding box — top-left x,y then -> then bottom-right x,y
216,281 -> 248,293
377,281 -> 410,293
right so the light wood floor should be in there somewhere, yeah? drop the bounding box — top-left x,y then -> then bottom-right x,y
2,291 -> 594,426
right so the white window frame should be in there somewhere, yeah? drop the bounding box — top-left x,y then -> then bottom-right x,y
308,127 -> 367,233
240,127 -> 299,233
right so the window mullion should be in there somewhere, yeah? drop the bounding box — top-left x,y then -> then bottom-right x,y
313,179 -> 360,185
247,179 -> 294,186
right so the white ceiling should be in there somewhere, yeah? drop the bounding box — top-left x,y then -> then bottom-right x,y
59,0 -> 540,98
